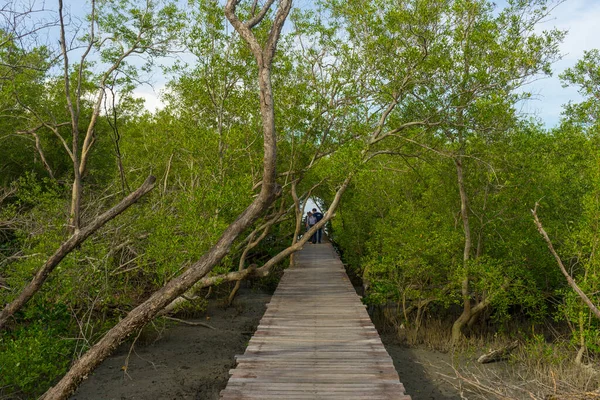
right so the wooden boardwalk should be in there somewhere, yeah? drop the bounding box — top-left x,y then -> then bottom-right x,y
220,242 -> 411,400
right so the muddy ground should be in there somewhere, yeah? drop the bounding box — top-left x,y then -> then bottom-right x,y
71,287 -> 485,400
71,288 -> 271,400
382,336 -> 462,400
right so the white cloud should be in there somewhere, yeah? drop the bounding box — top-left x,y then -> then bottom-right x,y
132,85 -> 166,113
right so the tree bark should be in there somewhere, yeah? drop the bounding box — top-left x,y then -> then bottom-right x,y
0,176 -> 156,330
41,2 -> 291,398
452,155 -> 473,344
58,0 -> 82,233
32,132 -> 55,179
227,209 -> 280,306
290,180 -> 302,266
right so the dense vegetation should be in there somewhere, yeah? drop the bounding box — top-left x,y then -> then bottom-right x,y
1,0 -> 599,398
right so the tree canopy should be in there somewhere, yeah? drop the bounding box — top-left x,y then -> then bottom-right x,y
1,0 -> 600,398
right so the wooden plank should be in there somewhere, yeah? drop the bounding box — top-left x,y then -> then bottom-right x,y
219,243 -> 411,400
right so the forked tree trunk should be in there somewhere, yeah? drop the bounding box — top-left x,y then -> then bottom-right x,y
59,4 -> 81,232
41,2 -> 292,398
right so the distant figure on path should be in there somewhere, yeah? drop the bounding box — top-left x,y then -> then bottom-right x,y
306,211 -> 317,244
312,208 -> 324,243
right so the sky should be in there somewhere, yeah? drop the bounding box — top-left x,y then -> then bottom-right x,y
11,0 -> 600,129
130,0 -> 600,129
518,0 -> 600,127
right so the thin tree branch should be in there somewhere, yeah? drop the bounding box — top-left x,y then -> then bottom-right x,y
0,176 -> 157,330
532,203 -> 600,320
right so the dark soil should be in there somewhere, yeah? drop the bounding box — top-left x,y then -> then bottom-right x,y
71,287 -> 483,400
380,333 -> 462,400
70,288 -> 271,400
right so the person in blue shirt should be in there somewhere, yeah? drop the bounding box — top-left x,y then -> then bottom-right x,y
312,208 -> 324,244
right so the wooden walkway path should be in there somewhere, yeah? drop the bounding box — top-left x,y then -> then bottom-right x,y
220,242 -> 411,400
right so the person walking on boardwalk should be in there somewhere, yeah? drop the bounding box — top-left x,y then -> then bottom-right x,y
306,211 -> 317,244
312,208 -> 324,243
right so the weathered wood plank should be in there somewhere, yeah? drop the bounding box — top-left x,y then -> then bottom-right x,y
219,242 -> 411,399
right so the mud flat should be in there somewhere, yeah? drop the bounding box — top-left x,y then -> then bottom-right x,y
71,289 -> 271,400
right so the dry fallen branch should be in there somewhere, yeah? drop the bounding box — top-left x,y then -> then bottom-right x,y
164,316 -> 215,330
478,341 -> 519,364
438,366 -> 527,400
0,186 -> 16,205
122,328 -> 144,380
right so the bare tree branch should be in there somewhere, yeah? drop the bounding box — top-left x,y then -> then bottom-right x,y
532,203 -> 600,320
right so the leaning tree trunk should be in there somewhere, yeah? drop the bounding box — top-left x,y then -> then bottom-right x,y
41,2 -> 292,398
533,204 -> 600,320
0,176 -> 156,330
